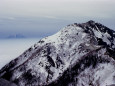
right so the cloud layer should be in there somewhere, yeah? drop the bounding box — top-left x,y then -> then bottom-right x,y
0,0 -> 115,38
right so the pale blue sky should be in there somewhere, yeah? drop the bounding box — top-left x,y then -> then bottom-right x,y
0,0 -> 115,38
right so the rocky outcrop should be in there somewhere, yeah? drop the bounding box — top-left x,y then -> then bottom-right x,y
0,78 -> 17,86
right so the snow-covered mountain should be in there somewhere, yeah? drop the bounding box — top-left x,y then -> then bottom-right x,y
0,20 -> 115,86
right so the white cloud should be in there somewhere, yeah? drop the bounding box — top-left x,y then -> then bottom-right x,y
7,17 -> 16,20
0,0 -> 115,32
0,0 -> 115,19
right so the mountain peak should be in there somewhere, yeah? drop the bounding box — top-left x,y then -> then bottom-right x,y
87,20 -> 95,24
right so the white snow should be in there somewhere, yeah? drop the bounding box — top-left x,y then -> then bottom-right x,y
93,29 -> 102,38
93,29 -> 111,45
77,63 -> 115,86
95,63 -> 115,86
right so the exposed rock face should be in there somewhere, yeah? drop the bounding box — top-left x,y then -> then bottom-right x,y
0,20 -> 115,86
0,78 -> 17,86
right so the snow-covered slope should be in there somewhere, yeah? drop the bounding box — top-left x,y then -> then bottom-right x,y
0,20 -> 115,86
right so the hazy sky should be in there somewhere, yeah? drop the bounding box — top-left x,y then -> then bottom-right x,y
0,0 -> 115,38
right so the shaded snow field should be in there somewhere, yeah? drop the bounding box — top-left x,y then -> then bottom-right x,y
0,38 -> 40,69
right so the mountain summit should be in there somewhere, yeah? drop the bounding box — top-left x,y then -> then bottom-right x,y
0,21 -> 115,86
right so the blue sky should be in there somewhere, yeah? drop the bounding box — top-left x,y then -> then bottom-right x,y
0,0 -> 115,38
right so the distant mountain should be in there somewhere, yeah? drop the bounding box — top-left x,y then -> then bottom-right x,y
0,20 -> 115,86
7,34 -> 25,39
